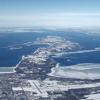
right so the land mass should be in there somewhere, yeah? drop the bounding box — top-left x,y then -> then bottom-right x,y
0,36 -> 100,100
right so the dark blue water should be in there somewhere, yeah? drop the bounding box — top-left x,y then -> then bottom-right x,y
0,30 -> 100,67
54,51 -> 100,66
0,32 -> 48,67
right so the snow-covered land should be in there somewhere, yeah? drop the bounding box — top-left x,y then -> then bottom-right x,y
1,36 -> 100,100
83,93 -> 100,100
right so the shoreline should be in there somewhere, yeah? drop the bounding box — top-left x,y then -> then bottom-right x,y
0,55 -> 26,74
0,66 -> 16,73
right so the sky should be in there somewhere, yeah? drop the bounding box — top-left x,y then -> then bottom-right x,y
0,0 -> 100,27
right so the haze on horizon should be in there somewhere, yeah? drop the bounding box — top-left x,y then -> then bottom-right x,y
0,0 -> 100,28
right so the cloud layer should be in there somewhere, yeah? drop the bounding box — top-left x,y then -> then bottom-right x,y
0,13 -> 100,27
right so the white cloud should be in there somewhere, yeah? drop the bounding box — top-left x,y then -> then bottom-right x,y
0,13 -> 100,27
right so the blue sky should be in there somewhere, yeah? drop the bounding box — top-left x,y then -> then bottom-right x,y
0,0 -> 100,27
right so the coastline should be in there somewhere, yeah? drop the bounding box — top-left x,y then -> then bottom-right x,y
0,67 -> 16,73
0,55 -> 26,74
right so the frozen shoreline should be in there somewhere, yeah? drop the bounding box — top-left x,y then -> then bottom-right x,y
49,63 -> 100,80
0,55 -> 25,73
0,67 -> 16,73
